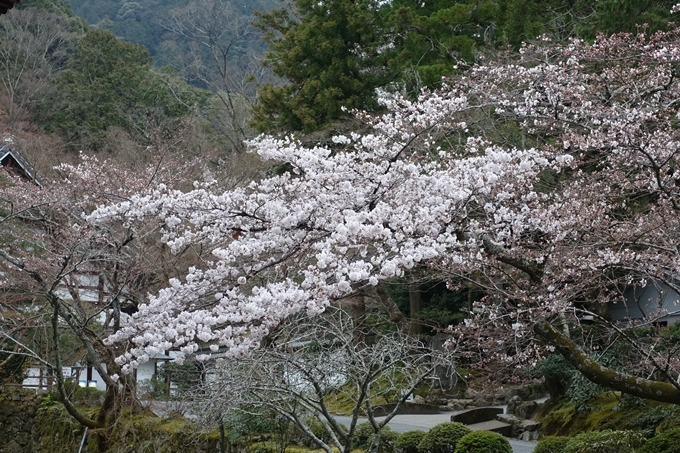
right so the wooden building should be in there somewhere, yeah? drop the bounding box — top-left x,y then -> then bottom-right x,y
0,145 -> 40,185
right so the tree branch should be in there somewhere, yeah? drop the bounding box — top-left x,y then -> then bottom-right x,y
534,320 -> 680,404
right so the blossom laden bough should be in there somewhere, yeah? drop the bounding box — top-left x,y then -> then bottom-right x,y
93,87 -> 565,373
94,26 -> 680,403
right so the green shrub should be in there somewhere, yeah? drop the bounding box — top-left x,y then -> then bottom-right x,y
353,422 -> 398,452
639,428 -> 680,453
395,430 -> 427,453
632,406 -> 679,438
533,355 -> 573,399
417,422 -> 472,453
564,430 -> 646,453
453,431 -> 511,453
534,436 -> 570,453
308,419 -> 334,445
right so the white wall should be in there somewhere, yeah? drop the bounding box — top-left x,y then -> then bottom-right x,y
611,282 -> 680,325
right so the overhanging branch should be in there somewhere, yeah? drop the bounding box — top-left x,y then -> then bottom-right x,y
534,320 -> 680,404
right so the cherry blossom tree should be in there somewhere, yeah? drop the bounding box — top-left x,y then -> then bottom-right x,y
0,153 -> 197,451
93,20 -> 680,404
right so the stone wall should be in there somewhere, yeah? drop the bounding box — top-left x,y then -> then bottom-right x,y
0,387 -> 222,453
0,387 -> 40,452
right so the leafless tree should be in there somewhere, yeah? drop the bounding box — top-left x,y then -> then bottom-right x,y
0,8 -> 73,123
0,154 -> 200,452
162,0 -> 272,153
190,305 -> 456,453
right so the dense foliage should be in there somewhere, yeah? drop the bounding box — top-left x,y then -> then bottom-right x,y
395,430 -> 427,453
563,430 -> 647,453
533,436 -> 570,453
416,423 -> 472,453
453,431 -> 512,453
50,29 -> 209,150
253,0 -> 680,133
639,428 -> 680,453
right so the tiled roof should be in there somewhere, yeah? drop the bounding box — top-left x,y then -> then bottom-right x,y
0,0 -> 19,15
0,145 -> 40,185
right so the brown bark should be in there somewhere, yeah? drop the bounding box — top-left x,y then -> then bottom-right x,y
408,284 -> 423,335
373,285 -> 408,330
350,294 -> 367,346
534,320 -> 680,405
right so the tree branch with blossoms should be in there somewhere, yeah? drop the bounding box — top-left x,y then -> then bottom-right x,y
90,25 -> 680,404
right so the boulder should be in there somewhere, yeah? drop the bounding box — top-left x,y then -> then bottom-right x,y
473,394 -> 493,407
519,420 -> 541,433
446,399 -> 474,410
515,401 -> 538,420
495,414 -> 541,439
506,395 -> 522,415
521,430 -> 539,441
425,388 -> 448,405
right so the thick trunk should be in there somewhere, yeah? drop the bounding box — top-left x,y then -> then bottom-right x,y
373,286 -> 408,330
350,294 -> 367,346
534,320 -> 680,404
408,284 -> 423,335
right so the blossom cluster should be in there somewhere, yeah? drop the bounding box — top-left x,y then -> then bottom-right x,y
92,27 -> 680,376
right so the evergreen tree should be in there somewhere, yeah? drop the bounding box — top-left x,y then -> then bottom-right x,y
48,29 -> 209,150
252,0 -> 392,133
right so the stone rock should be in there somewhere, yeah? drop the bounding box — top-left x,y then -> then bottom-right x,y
412,395 -> 426,404
515,401 -> 538,420
425,388 -> 448,405
497,414 -> 519,425
473,394 -> 493,407
519,420 -> 541,432
521,430 -> 539,441
491,387 -> 511,404
492,395 -> 509,405
506,395 -> 522,415
446,399 -> 474,410
496,414 -> 541,440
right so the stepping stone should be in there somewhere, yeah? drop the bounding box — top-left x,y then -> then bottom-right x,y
466,420 -> 513,437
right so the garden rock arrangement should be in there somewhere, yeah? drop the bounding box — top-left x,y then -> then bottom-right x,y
429,382 -> 547,411
414,382 -> 547,440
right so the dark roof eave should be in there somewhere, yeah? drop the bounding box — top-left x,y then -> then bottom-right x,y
0,0 -> 20,15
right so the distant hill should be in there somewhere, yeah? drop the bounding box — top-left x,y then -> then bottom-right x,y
67,0 -> 277,67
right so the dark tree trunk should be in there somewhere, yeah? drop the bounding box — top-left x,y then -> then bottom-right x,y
408,284 -> 423,335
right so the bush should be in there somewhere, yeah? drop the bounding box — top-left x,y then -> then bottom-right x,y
533,355 -> 573,399
639,428 -> 680,453
564,430 -> 646,453
631,406 -> 679,438
453,431 -> 511,453
417,422 -> 472,453
396,430 -> 427,453
533,436 -> 570,453
352,421 -> 398,452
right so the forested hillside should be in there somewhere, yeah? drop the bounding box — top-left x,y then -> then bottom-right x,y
0,0 -> 275,177
67,0 -> 276,66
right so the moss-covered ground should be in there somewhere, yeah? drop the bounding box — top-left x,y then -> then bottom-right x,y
537,393 -> 680,438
